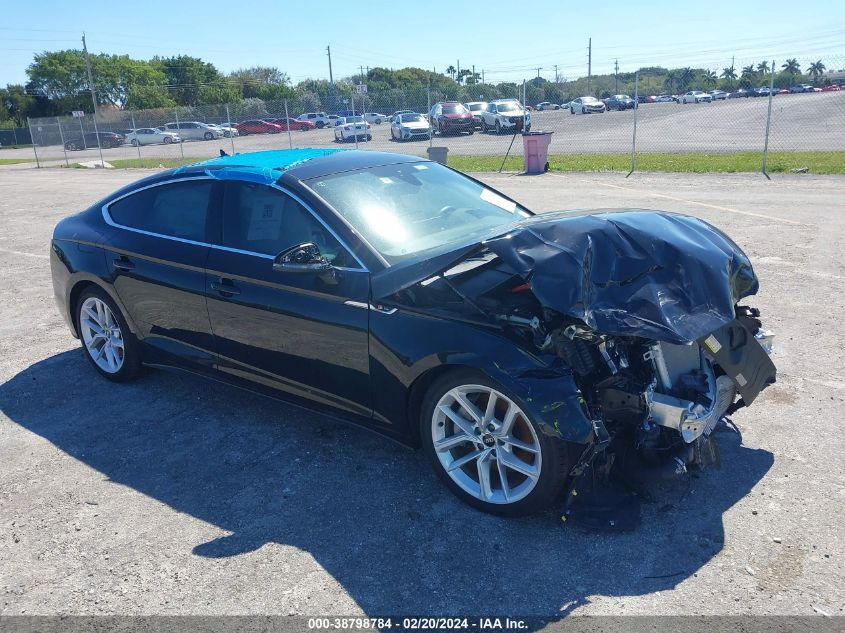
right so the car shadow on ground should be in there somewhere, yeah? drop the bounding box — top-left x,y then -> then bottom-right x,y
1,350 -> 774,619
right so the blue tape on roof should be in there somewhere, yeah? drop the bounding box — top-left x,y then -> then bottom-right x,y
175,148 -> 347,184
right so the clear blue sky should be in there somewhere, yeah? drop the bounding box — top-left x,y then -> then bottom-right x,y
2,0 -> 843,86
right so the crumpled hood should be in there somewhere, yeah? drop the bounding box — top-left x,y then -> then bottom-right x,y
373,210 -> 759,344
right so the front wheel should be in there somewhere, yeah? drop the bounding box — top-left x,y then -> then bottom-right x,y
316,121 -> 325,129
204,132 -> 214,140
163,136 -> 172,144
420,370 -> 575,516
76,287 -> 141,382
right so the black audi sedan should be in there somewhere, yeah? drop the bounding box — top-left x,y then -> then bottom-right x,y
51,149 -> 776,518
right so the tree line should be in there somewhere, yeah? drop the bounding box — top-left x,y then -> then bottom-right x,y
1,50 -> 839,127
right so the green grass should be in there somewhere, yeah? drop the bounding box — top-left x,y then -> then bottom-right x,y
448,151 -> 845,175
94,157 -> 202,169
0,157 -> 37,165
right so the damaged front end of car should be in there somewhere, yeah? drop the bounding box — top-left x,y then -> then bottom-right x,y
373,210 -> 777,528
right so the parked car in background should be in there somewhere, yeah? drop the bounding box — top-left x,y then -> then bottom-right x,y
430,102 -> 475,135
569,96 -> 606,114
655,94 -> 675,103
681,90 -> 712,103
161,121 -> 223,141
124,128 -> 181,146
234,120 -> 284,135
327,115 -> 341,126
390,112 -> 432,141
822,84 -> 841,92
464,101 -> 488,128
267,118 -> 316,131
480,99 -> 531,133
210,123 -> 239,138
334,116 -> 371,142
605,94 -> 636,110
64,132 -> 123,151
297,112 -> 331,128
364,112 -> 388,125
391,110 -> 416,120
636,95 -> 656,104
728,89 -> 754,98
708,89 -> 728,100
754,87 -> 776,97
790,84 -> 814,93
535,102 -> 560,110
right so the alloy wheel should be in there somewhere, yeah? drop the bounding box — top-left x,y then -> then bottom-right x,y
79,296 -> 125,374
431,384 -> 541,504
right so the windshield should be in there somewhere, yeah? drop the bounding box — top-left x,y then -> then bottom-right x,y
441,104 -> 468,114
583,97 -> 600,103
345,116 -> 364,123
467,103 -> 484,111
496,102 -> 521,112
400,114 -> 424,123
307,162 -> 529,264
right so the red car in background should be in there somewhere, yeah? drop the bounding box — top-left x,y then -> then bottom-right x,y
822,84 -> 841,92
267,118 -> 316,131
234,120 -> 283,135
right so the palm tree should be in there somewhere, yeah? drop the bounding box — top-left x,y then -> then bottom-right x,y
679,67 -> 696,91
741,65 -> 756,80
445,65 -> 456,81
663,69 -> 680,93
807,60 -> 826,84
702,69 -> 718,86
782,59 -> 801,74
756,61 -> 770,74
721,65 -> 737,88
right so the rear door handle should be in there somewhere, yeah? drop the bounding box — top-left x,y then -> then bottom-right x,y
113,256 -> 135,271
210,278 -> 241,296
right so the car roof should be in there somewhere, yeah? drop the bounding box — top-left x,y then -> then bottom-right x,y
173,149 -> 427,183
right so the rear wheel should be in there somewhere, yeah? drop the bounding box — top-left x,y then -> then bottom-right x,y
163,136 -> 172,144
203,131 -> 214,140
76,287 -> 141,382
421,369 -> 574,516
316,121 -> 325,129
495,121 -> 501,134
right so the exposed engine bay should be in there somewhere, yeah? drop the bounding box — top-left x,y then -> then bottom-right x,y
376,210 -> 778,528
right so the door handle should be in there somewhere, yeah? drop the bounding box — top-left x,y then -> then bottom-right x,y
113,256 -> 135,271
210,278 -> 241,296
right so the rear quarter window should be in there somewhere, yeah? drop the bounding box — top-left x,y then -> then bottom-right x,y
108,180 -> 213,243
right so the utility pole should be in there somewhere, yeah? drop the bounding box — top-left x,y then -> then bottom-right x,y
535,67 -> 542,80
81,32 -> 104,167
326,45 -> 334,85
482,69 -> 485,84
360,66 -> 364,81
81,33 -> 98,118
587,37 -> 592,92
554,64 -> 559,84
457,59 -> 460,83
614,59 -> 619,93
472,64 -> 475,84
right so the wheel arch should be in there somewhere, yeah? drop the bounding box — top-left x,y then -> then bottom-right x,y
67,276 -> 140,339
406,363 -> 474,448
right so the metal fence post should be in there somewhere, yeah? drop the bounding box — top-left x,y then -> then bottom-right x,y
226,104 -> 236,154
283,100 -> 293,149
427,83 -> 432,149
56,117 -> 70,167
626,72 -> 640,178
91,110 -> 105,168
762,59 -> 776,180
174,107 -> 184,159
353,94 -> 359,150
130,111 -> 143,167
26,117 -> 40,168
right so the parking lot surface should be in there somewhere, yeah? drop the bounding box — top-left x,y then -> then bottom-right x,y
0,167 -> 843,618
11,90 -> 845,166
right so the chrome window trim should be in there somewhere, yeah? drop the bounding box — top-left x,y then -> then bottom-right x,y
101,175 -> 369,272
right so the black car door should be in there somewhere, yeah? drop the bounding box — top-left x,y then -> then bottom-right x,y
205,180 -> 372,417
101,177 -> 220,368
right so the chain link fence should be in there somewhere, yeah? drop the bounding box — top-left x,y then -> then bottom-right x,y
18,56 -> 845,174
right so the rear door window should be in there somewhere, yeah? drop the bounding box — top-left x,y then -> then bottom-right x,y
108,180 -> 213,243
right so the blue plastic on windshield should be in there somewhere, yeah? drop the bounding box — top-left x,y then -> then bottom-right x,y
175,148 -> 347,184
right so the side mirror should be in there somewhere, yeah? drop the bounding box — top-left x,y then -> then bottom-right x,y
273,242 -> 333,274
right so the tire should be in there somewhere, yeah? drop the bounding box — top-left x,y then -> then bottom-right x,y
131,139 -> 139,147
316,121 -> 325,129
420,369 -> 575,516
366,134 -> 372,141
224,131 -> 231,137
570,107 -> 575,114
481,120 -> 488,133
375,118 -> 382,124
467,128 -> 474,135
582,106 -> 586,114
163,136 -> 172,144
203,132 -> 213,140
66,142 -> 78,151
495,121 -> 501,134
75,287 -> 141,383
